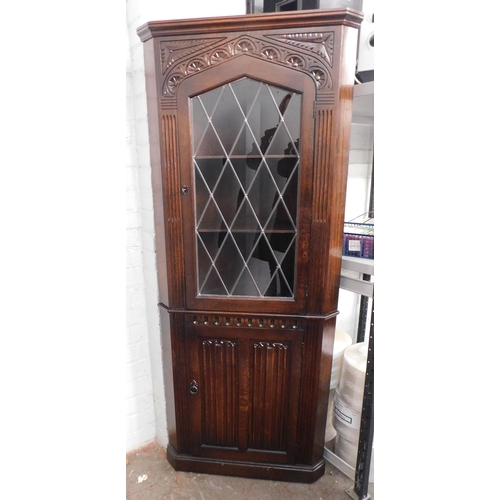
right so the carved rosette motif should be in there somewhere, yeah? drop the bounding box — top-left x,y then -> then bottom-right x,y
160,32 -> 335,97
160,38 -> 225,75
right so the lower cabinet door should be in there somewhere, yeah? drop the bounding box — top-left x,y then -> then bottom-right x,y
187,325 -> 303,464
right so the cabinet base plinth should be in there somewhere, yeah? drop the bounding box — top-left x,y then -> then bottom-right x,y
167,445 -> 325,483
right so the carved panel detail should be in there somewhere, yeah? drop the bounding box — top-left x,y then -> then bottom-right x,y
187,314 -> 302,331
250,339 -> 290,450
265,32 -> 335,66
162,114 -> 185,307
312,109 -> 333,222
160,97 -> 177,111
161,32 -> 335,96
316,92 -> 336,106
160,38 -> 226,75
253,342 -> 288,350
200,338 -> 238,447
202,339 -> 236,347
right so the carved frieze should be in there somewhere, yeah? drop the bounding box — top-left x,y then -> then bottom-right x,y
160,38 -> 225,75
265,32 -> 334,66
160,32 -> 335,97
187,314 -> 302,330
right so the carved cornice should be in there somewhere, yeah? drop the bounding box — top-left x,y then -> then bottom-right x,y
137,10 -> 363,42
160,32 -> 335,97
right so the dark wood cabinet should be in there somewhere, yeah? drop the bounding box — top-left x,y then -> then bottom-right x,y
187,322 -> 303,464
138,8 -> 363,483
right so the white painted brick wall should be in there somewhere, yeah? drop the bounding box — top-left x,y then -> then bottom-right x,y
125,0 -> 246,452
126,5 -> 156,450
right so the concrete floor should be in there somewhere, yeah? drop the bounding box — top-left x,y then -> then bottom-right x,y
126,440 -> 374,499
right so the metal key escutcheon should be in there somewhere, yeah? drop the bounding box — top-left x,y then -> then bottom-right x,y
189,380 -> 198,395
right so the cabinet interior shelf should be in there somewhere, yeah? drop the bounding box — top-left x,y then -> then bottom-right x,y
195,155 -> 299,160
197,228 -> 296,234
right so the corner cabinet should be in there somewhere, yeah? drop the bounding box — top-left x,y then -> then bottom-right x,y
137,9 -> 363,483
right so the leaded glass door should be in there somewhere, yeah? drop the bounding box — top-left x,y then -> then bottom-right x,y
177,61 -> 316,314
193,78 -> 300,299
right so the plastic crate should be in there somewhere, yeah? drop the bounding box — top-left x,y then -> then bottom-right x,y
343,221 -> 374,260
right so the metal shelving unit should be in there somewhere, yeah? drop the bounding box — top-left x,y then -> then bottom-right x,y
324,80 -> 374,500
324,255 -> 374,499
340,256 -> 374,297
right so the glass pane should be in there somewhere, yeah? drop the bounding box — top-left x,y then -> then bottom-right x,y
247,164 -> 278,227
212,161 -> 242,227
191,77 -> 301,298
207,85 -> 245,155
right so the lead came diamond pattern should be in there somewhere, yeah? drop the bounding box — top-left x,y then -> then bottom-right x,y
191,78 -> 301,298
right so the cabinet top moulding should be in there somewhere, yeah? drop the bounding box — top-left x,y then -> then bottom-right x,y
137,9 -> 364,42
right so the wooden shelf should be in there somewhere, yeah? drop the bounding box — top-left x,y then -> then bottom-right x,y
195,155 -> 299,159
197,228 -> 296,234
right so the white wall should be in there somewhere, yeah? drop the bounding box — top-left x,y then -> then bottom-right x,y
126,13 -> 156,450
125,0 -> 246,452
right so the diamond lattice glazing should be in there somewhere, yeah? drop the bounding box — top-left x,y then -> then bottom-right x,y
191,78 -> 301,298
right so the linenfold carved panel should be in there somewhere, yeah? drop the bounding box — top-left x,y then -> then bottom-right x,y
200,339 -> 238,447
160,32 -> 335,97
250,340 -> 290,450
